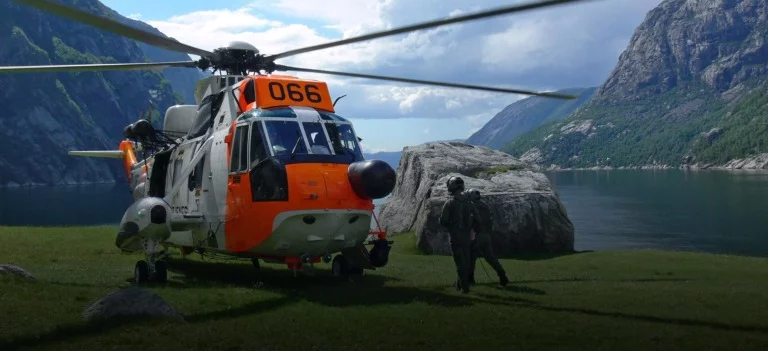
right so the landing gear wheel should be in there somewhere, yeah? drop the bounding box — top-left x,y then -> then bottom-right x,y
152,260 -> 168,283
332,255 -> 349,278
347,265 -> 364,277
134,260 -> 149,284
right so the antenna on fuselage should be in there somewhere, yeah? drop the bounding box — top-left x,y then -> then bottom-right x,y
333,95 -> 347,107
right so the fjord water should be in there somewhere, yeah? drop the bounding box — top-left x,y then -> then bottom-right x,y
545,169 -> 768,257
3,169 -> 768,257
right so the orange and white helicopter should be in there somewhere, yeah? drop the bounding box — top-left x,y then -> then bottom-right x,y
1,0 -> 584,283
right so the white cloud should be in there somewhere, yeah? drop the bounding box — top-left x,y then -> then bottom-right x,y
139,0 -> 664,150
127,13 -> 141,20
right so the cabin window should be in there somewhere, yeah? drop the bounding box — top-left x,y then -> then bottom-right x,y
302,122 -> 332,155
263,120 -> 307,156
249,121 -> 269,168
325,123 -> 364,162
188,155 -> 205,191
229,124 -> 250,173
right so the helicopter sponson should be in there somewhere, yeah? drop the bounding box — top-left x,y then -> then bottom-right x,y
115,197 -> 173,252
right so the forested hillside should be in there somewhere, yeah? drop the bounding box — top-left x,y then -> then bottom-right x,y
503,0 -> 768,169
466,87 -> 596,149
0,0 -> 204,187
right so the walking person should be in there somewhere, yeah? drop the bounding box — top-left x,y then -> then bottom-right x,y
439,176 -> 476,294
466,188 -> 509,287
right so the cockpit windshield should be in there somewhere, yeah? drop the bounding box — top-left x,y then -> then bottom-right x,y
258,116 -> 364,163
302,122 -> 332,155
264,120 -> 307,156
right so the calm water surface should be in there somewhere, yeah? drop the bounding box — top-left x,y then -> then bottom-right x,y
2,169 -> 768,257
546,169 -> 768,257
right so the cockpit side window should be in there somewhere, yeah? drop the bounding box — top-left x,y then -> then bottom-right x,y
229,124 -> 250,173
264,120 -> 307,156
325,122 -> 364,161
325,122 -> 346,155
338,124 -> 364,159
302,122 -> 332,155
249,121 -> 269,168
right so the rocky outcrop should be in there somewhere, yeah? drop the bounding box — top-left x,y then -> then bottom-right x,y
503,0 -> 768,169
82,287 -> 183,323
377,142 -> 574,256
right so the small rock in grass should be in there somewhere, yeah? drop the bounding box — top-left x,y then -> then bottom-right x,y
82,286 -> 184,323
0,264 -> 36,281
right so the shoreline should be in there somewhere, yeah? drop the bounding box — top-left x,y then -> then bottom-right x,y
533,164 -> 768,172
0,180 -> 124,189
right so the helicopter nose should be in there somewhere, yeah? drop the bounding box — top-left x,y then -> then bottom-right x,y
347,159 -> 396,200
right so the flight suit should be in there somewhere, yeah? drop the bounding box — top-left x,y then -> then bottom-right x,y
439,190 -> 477,293
469,198 -> 508,286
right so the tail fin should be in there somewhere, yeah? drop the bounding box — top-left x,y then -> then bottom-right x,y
69,140 -> 144,180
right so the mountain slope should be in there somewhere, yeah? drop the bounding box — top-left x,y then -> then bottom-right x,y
503,0 -> 768,169
111,14 -> 210,105
466,87 -> 596,149
0,0 -> 185,187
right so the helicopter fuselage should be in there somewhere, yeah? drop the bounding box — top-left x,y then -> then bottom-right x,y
114,74 -> 396,273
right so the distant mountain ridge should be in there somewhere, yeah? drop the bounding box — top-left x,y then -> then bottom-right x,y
0,0 -> 201,187
503,0 -> 768,169
466,87 -> 596,149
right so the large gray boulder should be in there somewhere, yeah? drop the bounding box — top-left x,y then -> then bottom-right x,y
377,142 -> 574,256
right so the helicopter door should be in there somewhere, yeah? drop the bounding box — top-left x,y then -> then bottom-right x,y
169,142 -> 195,215
226,123 -> 251,222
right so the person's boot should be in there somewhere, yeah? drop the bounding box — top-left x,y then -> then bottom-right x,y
499,274 -> 509,287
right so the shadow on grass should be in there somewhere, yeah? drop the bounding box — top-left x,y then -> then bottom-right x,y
501,250 -> 594,261
5,259 -> 766,350
162,258 -> 482,308
479,293 -> 768,334
0,258 -> 492,350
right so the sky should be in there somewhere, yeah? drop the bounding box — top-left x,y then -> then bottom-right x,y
100,0 -> 663,153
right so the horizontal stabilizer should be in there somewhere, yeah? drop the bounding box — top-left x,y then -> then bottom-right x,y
68,150 -> 125,158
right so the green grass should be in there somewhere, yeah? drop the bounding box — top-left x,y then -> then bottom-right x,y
473,164 -> 528,177
2,226 -> 768,350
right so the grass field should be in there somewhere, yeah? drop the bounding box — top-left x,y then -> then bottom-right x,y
2,226 -> 768,350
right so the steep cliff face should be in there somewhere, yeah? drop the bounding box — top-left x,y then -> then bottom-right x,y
504,0 -> 768,169
466,87 -> 596,150
0,0 -> 189,187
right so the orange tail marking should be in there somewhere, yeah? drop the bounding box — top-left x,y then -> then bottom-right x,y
118,140 -> 142,179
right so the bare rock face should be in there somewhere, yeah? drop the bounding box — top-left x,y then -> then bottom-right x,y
82,287 -> 184,323
377,142 -> 574,256
0,264 -> 36,281
595,0 -> 768,102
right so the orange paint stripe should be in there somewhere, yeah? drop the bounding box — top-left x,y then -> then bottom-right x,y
118,140 -> 141,179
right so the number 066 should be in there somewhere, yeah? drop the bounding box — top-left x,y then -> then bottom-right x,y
268,82 -> 322,103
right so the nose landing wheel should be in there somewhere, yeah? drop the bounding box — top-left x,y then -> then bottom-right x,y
331,254 -> 364,280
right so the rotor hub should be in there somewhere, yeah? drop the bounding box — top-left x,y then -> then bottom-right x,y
195,42 -> 275,75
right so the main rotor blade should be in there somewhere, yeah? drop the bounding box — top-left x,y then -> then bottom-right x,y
267,0 -> 594,61
274,64 -> 577,99
14,0 -> 214,57
0,61 -> 198,73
